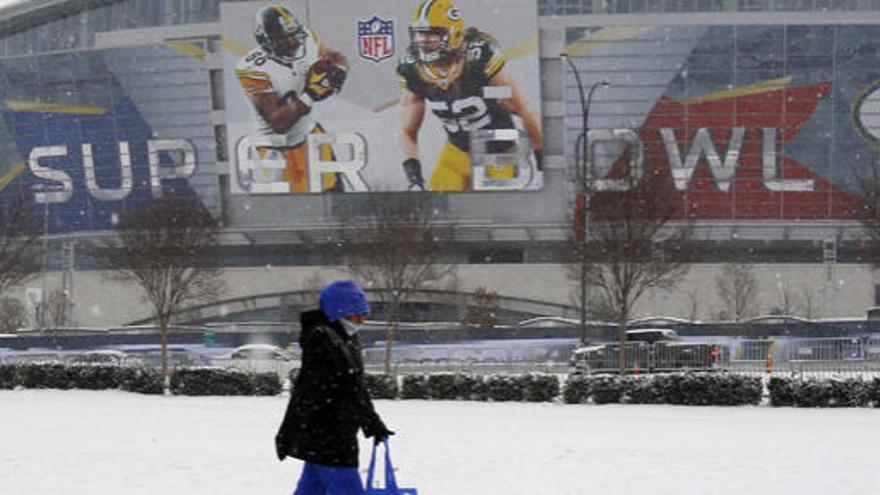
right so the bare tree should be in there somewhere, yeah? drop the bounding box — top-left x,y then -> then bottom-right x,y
41,289 -> 73,328
460,286 -> 501,328
856,160 -> 880,265
799,286 -> 819,320
771,278 -> 798,316
0,191 -> 41,297
715,263 -> 760,322
89,196 -> 225,378
336,193 -> 454,373
0,296 -> 28,333
685,287 -> 701,322
575,169 -> 692,374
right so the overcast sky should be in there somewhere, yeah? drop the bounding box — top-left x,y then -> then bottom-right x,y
0,0 -> 23,10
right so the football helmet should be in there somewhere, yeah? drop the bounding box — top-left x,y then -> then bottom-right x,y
409,0 -> 465,64
254,5 -> 307,65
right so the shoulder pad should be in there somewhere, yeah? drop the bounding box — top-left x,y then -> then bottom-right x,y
466,36 -> 505,78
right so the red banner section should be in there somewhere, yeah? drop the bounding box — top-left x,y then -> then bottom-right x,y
629,82 -> 865,220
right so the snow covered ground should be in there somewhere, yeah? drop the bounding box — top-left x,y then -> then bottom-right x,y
1,390 -> 878,495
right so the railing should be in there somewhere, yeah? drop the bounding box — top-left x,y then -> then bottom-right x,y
7,336 -> 880,379
208,357 -> 299,377
575,337 -> 880,377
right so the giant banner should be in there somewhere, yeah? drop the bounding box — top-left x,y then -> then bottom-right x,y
0,44 -> 218,234
565,24 -> 880,220
222,0 -> 543,194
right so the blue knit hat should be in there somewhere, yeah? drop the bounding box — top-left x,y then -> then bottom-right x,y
319,280 -> 370,321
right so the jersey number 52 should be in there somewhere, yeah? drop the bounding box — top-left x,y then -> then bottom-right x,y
427,96 -> 491,133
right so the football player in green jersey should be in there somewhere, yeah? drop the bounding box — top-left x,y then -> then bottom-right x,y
397,0 -> 543,191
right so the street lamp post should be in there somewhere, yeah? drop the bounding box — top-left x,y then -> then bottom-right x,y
561,53 -> 610,344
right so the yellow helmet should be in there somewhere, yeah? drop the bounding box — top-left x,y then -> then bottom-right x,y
409,0 -> 465,63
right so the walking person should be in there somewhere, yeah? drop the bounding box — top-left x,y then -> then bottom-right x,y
275,279 -> 393,494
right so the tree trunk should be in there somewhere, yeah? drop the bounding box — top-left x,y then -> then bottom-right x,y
383,322 -> 397,375
160,317 -> 169,380
618,303 -> 628,375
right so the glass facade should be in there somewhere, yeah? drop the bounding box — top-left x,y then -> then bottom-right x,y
538,0 -> 875,15
2,0 -> 880,58
564,23 -> 880,221
0,0 -> 222,56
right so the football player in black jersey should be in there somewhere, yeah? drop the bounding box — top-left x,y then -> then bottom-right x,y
397,0 -> 544,191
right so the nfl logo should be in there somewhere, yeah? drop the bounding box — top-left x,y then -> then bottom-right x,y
357,16 -> 394,63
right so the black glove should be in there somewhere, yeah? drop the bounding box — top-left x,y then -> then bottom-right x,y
372,428 -> 395,446
304,59 -> 346,103
274,433 -> 287,461
325,64 -> 347,93
402,158 -> 425,191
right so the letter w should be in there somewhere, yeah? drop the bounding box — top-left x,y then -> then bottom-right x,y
661,127 -> 745,192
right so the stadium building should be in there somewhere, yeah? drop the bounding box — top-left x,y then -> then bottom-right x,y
1,0 -> 880,328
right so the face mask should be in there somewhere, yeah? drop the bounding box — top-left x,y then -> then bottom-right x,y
340,318 -> 360,336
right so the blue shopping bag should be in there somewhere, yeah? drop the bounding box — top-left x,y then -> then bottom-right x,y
365,439 -> 418,495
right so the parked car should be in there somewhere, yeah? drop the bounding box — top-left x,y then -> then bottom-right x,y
67,350 -> 128,365
229,344 -> 295,361
571,329 -> 728,374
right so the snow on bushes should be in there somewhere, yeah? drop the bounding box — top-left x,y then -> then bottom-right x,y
768,377 -> 877,408
0,362 -> 164,394
398,373 -> 558,402
365,373 -> 398,399
561,373 -> 762,406
170,368 -> 281,396
7,361 -> 880,408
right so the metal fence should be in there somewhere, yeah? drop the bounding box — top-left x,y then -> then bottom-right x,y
568,336 -> 880,377
575,341 -> 728,374
8,336 -> 880,379
208,357 -> 299,377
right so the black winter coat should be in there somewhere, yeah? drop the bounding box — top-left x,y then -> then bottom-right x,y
275,309 -> 388,467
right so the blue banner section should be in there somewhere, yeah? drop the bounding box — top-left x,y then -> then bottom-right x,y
0,47 -> 210,235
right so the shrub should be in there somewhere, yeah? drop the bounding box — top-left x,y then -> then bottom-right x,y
119,366 -> 164,395
252,372 -> 283,396
769,377 -> 872,408
400,374 -> 429,399
18,362 -> 72,389
464,374 -> 489,401
793,380 -> 834,408
768,377 -> 796,407
589,375 -> 627,404
827,379 -> 871,408
628,376 -> 662,404
67,364 -> 122,390
872,379 -> 880,408
484,375 -> 525,402
562,375 -> 591,404
170,368 -> 258,396
425,373 -> 462,400
570,373 -> 760,406
0,364 -> 18,389
723,374 -> 763,406
365,373 -> 398,399
521,374 -> 560,402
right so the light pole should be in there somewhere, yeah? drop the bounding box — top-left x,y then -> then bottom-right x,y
560,52 -> 609,344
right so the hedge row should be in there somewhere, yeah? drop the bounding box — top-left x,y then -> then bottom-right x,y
0,363 -> 280,396
12,362 -> 878,407
398,373 -> 560,402
768,377 -> 880,408
562,373 -> 763,406
0,362 -> 163,394
170,368 -> 282,396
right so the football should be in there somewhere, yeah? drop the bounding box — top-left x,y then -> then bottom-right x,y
308,56 -> 334,75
